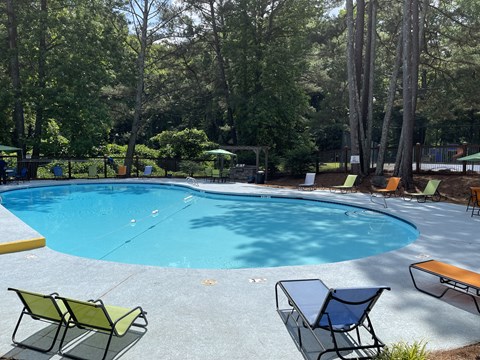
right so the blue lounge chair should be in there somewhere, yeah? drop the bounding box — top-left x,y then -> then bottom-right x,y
53,165 -> 65,179
8,288 -> 72,353
275,279 -> 390,360
143,165 -> 153,176
298,173 -> 316,191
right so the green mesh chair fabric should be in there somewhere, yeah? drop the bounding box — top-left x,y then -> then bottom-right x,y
330,174 -> 358,193
57,296 -> 147,360
404,179 -> 442,202
8,288 -> 70,353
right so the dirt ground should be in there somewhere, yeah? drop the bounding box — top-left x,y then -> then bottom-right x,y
265,172 -> 480,359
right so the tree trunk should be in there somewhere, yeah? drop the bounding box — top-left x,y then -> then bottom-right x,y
32,0 -> 48,168
6,0 -> 25,154
354,0 -> 365,95
375,32 -> 403,176
346,0 -> 361,175
208,0 -> 237,144
397,0 -> 416,188
125,0 -> 149,175
361,0 -> 377,175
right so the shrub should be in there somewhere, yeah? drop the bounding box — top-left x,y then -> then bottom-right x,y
375,341 -> 428,360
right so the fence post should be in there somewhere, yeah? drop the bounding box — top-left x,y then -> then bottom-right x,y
68,159 -> 72,179
104,156 -> 108,178
462,142 -> 468,174
135,156 -> 139,177
344,146 -> 349,173
415,143 -> 421,173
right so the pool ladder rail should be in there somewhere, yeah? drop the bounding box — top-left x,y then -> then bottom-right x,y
186,177 -> 199,187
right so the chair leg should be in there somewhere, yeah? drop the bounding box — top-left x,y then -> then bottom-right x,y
12,309 -> 64,353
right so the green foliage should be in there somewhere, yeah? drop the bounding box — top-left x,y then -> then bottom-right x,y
2,0 -> 480,163
39,120 -> 69,157
105,144 -> 128,157
375,341 -> 428,360
179,160 -> 204,177
149,128 -> 215,159
283,138 -> 317,175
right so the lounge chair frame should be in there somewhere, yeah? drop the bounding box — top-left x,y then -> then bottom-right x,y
143,165 -> 153,177
88,165 -> 99,179
53,165 -> 66,179
403,180 -> 442,203
8,288 -> 71,353
467,187 -> 480,216
298,173 -> 316,191
370,177 -> 401,208
57,297 -> 148,360
329,174 -> 358,193
409,260 -> 480,313
275,279 -> 390,360
116,165 -> 127,177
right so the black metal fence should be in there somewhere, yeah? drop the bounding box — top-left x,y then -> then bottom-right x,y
317,143 -> 480,174
2,143 -> 479,182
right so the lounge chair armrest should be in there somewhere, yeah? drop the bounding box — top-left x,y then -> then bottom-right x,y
89,298 -> 105,306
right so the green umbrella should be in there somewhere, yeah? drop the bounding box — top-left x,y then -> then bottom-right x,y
457,152 -> 480,161
205,149 -> 236,172
0,145 -> 21,152
204,149 -> 236,156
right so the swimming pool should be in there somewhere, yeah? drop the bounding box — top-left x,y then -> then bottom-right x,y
1,183 -> 418,269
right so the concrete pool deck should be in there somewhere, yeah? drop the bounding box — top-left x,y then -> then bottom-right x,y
0,178 -> 479,359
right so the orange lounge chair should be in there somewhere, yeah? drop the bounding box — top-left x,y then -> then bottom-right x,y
409,259 -> 480,313
370,177 -> 401,208
116,165 -> 127,177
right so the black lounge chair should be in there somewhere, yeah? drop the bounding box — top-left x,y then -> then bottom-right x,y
275,279 -> 390,360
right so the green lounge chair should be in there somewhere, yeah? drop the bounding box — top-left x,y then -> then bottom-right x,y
329,174 -> 358,193
403,179 -> 442,203
57,296 -> 148,360
88,165 -> 99,179
8,288 -> 72,353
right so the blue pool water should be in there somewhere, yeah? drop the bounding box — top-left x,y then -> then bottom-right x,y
1,183 -> 418,269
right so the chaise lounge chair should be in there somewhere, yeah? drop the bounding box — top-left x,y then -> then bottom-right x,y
143,165 -> 153,177
8,288 -> 72,353
88,165 -> 99,179
467,187 -> 480,216
403,179 -> 442,202
116,165 -> 127,177
57,296 -> 148,360
298,173 -> 316,191
329,174 -> 358,193
53,165 -> 66,179
370,177 -> 401,208
14,167 -> 28,183
275,279 -> 390,360
409,259 -> 480,313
